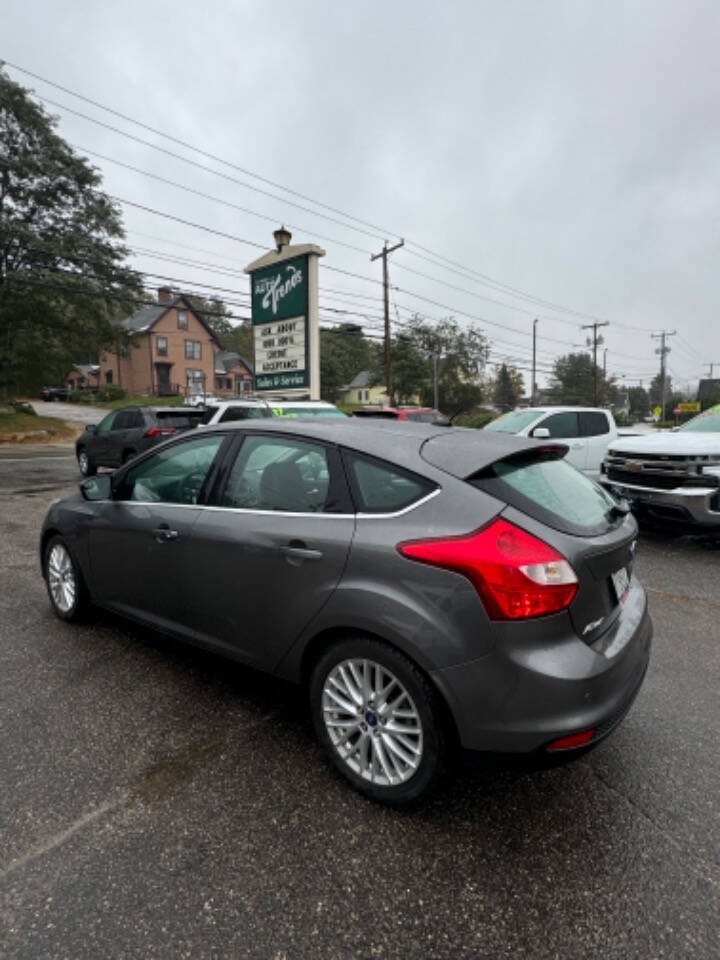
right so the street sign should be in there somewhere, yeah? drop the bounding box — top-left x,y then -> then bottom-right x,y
251,254 -> 309,392
677,402 -> 701,413
653,406 -> 662,417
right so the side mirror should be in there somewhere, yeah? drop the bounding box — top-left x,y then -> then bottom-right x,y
85,424 -> 98,433
80,474 -> 112,501
531,426 -> 551,439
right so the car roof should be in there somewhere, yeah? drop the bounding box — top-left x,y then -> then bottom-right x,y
508,406 -> 610,414
207,399 -> 267,408
200,417 -> 560,475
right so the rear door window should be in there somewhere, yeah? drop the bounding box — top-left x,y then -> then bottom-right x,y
220,435 -> 343,513
344,452 -> 436,513
537,412 -> 580,438
579,412 -> 610,436
471,452 -> 618,536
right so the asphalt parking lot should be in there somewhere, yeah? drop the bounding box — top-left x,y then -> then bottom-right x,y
1,450 -> 718,959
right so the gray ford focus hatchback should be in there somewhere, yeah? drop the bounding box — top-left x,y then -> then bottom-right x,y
41,419 -> 651,804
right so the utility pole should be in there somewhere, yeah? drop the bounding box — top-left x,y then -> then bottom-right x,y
371,239 -> 404,402
703,361 -> 720,378
651,330 -> 676,421
603,348 -> 607,380
581,321 -> 610,405
433,352 -> 439,410
531,318 -> 538,404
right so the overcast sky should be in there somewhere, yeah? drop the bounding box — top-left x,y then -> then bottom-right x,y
4,0 -> 720,390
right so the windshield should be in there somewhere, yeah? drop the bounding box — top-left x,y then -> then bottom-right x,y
270,406 -> 346,418
472,452 -> 618,536
484,409 -> 545,433
679,409 -> 720,433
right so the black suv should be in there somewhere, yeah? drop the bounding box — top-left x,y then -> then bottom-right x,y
40,386 -> 69,402
76,406 -> 205,476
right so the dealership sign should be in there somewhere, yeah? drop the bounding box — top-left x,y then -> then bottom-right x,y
251,255 -> 309,391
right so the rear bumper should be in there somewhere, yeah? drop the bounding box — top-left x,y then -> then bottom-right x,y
601,478 -> 720,528
432,582 -> 652,753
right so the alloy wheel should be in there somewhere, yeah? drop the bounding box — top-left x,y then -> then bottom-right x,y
47,543 -> 77,614
78,451 -> 89,475
322,658 -> 424,786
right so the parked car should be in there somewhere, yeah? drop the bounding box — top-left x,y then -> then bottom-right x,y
484,406 -> 618,478
600,405 -> 720,530
353,405 -> 450,425
75,406 -> 206,476
40,386 -> 69,402
44,419 -> 651,804
267,400 -> 347,418
200,399 -> 273,426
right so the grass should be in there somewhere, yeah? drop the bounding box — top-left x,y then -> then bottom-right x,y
99,394 -> 187,409
0,412 -> 77,442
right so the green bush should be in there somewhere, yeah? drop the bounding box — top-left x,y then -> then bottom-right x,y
67,391 -> 97,405
9,399 -> 36,415
653,420 -> 676,430
613,412 -> 635,427
453,408 -> 498,429
95,385 -> 126,402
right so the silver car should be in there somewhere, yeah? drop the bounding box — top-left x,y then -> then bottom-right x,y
40,420 -> 651,804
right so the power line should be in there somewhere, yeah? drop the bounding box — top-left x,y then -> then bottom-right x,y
6,60 -> 663,334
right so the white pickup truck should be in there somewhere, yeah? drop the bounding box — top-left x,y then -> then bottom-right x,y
484,406 -> 617,478
600,406 -> 720,529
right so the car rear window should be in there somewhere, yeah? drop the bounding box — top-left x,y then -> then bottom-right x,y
471,451 -> 619,536
219,406 -> 270,422
344,451 -> 436,513
153,410 -> 204,429
271,406 -> 346,418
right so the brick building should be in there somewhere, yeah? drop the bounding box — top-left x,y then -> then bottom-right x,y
98,287 -> 252,398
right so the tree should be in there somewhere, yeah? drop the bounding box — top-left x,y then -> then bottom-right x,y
627,386 -> 650,418
547,352 -> 604,405
492,364 -> 523,410
0,68 -> 142,396
391,314 -> 489,414
320,324 -> 378,403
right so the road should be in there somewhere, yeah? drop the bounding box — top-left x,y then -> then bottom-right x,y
1,453 -> 718,959
30,399 -> 109,424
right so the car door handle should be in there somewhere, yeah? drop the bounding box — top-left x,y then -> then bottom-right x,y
280,543 -> 323,562
152,525 -> 179,542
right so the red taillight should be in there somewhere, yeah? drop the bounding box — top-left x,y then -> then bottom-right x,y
545,728 -> 596,752
398,517 -> 578,620
144,427 -> 176,437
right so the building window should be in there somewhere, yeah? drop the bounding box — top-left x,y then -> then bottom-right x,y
105,370 -> 113,384
157,336 -> 168,356
185,339 -> 202,360
177,311 -> 188,330
358,390 -> 363,402
215,377 -> 232,391
365,390 -> 369,401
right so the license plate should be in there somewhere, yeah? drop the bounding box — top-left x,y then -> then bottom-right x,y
611,567 -> 630,603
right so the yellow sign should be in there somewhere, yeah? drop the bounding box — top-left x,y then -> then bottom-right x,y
678,402 -> 700,413
653,406 -> 662,417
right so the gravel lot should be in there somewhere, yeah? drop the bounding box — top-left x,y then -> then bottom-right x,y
1,453 -> 718,959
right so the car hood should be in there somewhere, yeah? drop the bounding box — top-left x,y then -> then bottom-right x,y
608,432 -> 720,456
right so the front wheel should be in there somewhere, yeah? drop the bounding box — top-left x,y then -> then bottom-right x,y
310,638 -> 447,805
77,448 -> 96,477
44,536 -> 88,622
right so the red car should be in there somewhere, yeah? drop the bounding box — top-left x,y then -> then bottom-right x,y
353,406 -> 450,425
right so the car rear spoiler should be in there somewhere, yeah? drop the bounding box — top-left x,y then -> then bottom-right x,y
420,428 -> 569,479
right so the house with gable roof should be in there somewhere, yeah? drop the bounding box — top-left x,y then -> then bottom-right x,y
98,286 -> 253,397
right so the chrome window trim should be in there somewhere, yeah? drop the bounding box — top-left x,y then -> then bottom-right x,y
106,487 -> 440,519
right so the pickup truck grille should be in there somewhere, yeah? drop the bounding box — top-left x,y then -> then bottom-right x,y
605,451 -> 720,489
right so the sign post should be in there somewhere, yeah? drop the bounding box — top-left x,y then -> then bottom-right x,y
244,229 -> 325,398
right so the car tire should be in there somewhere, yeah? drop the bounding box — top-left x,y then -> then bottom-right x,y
310,637 -> 447,805
77,448 -> 96,477
43,535 -> 88,622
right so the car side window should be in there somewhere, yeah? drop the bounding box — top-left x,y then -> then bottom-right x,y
120,435 -> 224,504
221,435 -> 331,513
96,411 -> 120,433
114,410 -> 139,430
345,452 -> 436,513
537,412 -> 580,438
579,412 -> 610,436
219,406 -> 258,423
